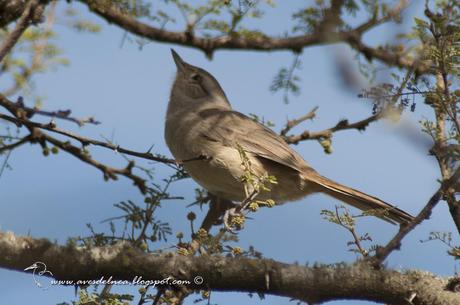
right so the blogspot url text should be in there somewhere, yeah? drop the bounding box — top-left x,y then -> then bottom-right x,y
51,276 -> 204,287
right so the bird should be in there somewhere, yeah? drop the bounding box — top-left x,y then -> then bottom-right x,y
164,49 -> 414,226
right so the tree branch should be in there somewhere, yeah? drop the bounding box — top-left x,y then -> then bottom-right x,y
0,1 -> 27,27
0,95 -> 150,193
0,112 -> 148,192
284,67 -> 414,145
283,112 -> 381,144
43,133 -> 148,193
11,97 -> 100,126
0,112 -> 175,165
2,0 -> 58,98
374,167 -> 460,265
0,0 -> 44,63
1,230 -> 459,305
0,134 -> 32,154
78,0 -> 418,70
280,106 -> 318,136
0,94 -> 175,165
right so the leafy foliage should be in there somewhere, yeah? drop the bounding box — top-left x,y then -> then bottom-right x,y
321,205 -> 377,257
421,231 -> 460,259
269,54 -> 301,103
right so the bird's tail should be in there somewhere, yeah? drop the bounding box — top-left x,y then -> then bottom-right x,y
303,171 -> 414,225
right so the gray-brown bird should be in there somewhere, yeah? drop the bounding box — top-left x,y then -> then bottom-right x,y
165,50 -> 414,225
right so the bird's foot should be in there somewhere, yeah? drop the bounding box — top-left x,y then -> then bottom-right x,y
223,207 -> 245,233
222,191 -> 260,233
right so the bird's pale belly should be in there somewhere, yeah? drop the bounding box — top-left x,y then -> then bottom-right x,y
183,150 -> 312,204
182,148 -> 247,201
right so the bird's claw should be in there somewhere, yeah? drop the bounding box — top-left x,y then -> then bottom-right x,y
223,191 -> 260,233
223,207 -> 244,233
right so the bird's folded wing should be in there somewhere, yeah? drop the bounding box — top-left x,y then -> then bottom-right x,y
197,108 -> 309,173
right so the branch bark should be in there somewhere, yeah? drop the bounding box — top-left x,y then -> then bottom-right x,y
0,94 -> 175,165
0,134 -> 32,154
0,95 -> 150,193
78,0 -> 419,70
0,0 -> 45,63
283,112 -> 381,144
1,230 -> 459,305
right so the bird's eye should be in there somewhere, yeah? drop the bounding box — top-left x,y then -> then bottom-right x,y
190,73 -> 202,82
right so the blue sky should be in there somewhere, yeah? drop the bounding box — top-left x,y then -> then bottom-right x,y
0,1 -> 456,305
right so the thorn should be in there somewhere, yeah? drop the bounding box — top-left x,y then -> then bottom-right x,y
146,143 -> 155,154
48,119 -> 56,128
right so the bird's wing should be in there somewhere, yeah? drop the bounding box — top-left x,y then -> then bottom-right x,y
197,108 -> 309,172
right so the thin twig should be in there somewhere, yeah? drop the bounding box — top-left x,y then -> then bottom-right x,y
43,133 -> 147,193
0,134 -> 32,154
0,112 -> 175,165
334,206 -> 368,257
31,108 -> 100,126
9,96 -> 100,126
151,288 -> 163,305
284,67 -> 413,145
283,53 -> 300,103
280,106 -> 318,136
284,113 -> 381,144
0,97 -> 148,193
0,150 -> 12,179
0,93 -> 170,163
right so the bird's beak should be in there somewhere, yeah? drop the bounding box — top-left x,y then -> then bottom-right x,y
171,49 -> 186,73
24,263 -> 37,271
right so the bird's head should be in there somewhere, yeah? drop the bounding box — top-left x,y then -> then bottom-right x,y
24,263 -> 39,272
24,262 -> 47,272
170,49 -> 230,108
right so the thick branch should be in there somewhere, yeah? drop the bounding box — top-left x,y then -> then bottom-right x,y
0,0 -> 49,28
2,1 -> 58,98
0,231 -> 459,305
79,0 -> 417,70
0,0 -> 44,63
0,1 -> 27,27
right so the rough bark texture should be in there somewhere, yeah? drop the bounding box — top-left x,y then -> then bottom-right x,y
0,0 -> 27,27
0,0 -> 46,28
1,231 -> 459,305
